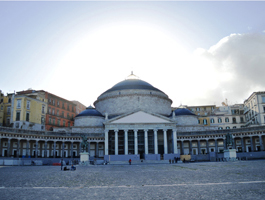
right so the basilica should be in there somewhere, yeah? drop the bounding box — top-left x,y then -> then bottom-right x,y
0,73 -> 264,162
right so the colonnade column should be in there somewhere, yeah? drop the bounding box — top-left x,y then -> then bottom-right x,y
96,142 -> 99,157
173,129 -> 178,154
7,139 -> 10,157
223,138 -> 226,150
163,129 -> 168,154
180,140 -> 184,155
44,141 -> 47,158
259,135 -> 264,151
124,130 -> 128,155
144,129 -> 148,155
62,142 -> 65,158
53,141 -> 56,158
105,130 -> 108,155
35,140 -> 38,158
232,137 -> 236,149
79,142 -> 82,154
134,129 -> 138,155
115,130 -> 118,155
71,142 -> 73,158
206,140 -> 209,154
198,140 -> 201,155
17,139 -> 20,158
250,136 -> 254,152
189,140 -> 192,155
241,137 -> 245,152
154,129 -> 158,154
215,139 -> 218,153
88,142 -> 90,154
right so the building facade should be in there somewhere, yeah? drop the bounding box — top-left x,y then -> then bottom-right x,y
0,75 -> 264,161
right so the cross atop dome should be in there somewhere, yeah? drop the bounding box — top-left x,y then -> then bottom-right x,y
126,71 -> 139,80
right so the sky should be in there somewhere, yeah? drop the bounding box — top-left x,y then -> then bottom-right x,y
1,1 -> 265,108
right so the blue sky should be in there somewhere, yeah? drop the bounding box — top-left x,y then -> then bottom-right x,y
1,1 -> 265,107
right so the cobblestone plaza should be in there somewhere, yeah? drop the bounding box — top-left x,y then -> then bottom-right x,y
0,160 -> 265,199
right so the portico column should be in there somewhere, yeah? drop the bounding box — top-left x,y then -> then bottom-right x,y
44,141 -> 47,158
189,140 -> 192,155
198,140 -> 201,155
144,129 -> 148,155
215,139 -> 218,153
206,139 -> 209,154
154,129 -> 158,154
181,140 -> 184,155
71,142 -> 73,158
250,136 -> 254,152
163,129 -> 168,154
62,142 -> 65,158
35,140 -> 38,158
7,138 -> 10,157
105,130 -> 109,155
53,141 -> 56,158
134,129 -> 138,155
115,130 -> 118,155
259,135 -> 264,151
124,130 -> 128,155
241,137 -> 245,152
173,129 -> 178,154
79,141 -> 82,154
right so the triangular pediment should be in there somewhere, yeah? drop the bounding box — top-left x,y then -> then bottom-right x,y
109,110 -> 172,124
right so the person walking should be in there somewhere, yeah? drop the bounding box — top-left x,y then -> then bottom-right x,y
129,159 -> 131,165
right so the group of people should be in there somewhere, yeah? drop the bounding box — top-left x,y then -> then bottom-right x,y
61,159 -> 76,171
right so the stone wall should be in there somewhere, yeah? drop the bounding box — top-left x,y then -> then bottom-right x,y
71,126 -> 104,134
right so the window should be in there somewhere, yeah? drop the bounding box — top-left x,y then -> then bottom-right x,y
48,107 -> 51,114
67,104 -> 69,110
63,121 -> 65,126
1,105 -> 3,110
62,103 -> 65,109
52,99 -> 55,105
62,111 -> 64,118
262,96 -> 265,103
232,117 -> 236,123
16,111 -> 20,121
42,105 -> 45,114
210,118 -> 215,123
203,119 -> 207,125
218,127 -> 223,130
225,117 -> 229,122
26,112 -> 30,122
52,109 -> 55,115
57,100 -> 60,106
6,117 -> 10,125
57,110 -> 59,116
67,113 -> 69,119
198,120 -> 200,124
196,108 -> 200,111
218,118 -> 222,123
7,106 -> 11,115
58,119 -> 60,126
8,98 -> 11,103
41,117 -> 45,125
240,117 -> 244,123
68,122 -> 70,127
49,118 -> 52,124
53,118 -> 55,125
226,126 -> 230,129
233,126 -> 237,129
16,99 -> 21,108
26,100 -> 30,109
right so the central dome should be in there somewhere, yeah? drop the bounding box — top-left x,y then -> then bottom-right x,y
94,73 -> 172,117
101,79 -> 164,95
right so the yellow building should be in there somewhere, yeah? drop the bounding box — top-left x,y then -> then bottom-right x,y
12,90 -> 48,130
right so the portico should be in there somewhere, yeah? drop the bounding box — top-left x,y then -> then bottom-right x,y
104,110 -> 179,161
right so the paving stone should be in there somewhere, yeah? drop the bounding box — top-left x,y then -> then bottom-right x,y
0,160 -> 265,199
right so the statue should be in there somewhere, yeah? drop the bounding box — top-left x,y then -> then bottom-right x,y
225,133 -> 233,148
81,135 -> 88,152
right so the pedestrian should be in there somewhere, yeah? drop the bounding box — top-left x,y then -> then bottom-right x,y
129,159 -> 131,165
169,159 -> 171,164
61,159 -> 64,170
71,164 -> 76,171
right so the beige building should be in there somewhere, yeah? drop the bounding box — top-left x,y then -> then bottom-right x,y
244,91 -> 265,127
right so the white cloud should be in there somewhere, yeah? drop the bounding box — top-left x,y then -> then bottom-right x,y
190,33 -> 265,106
